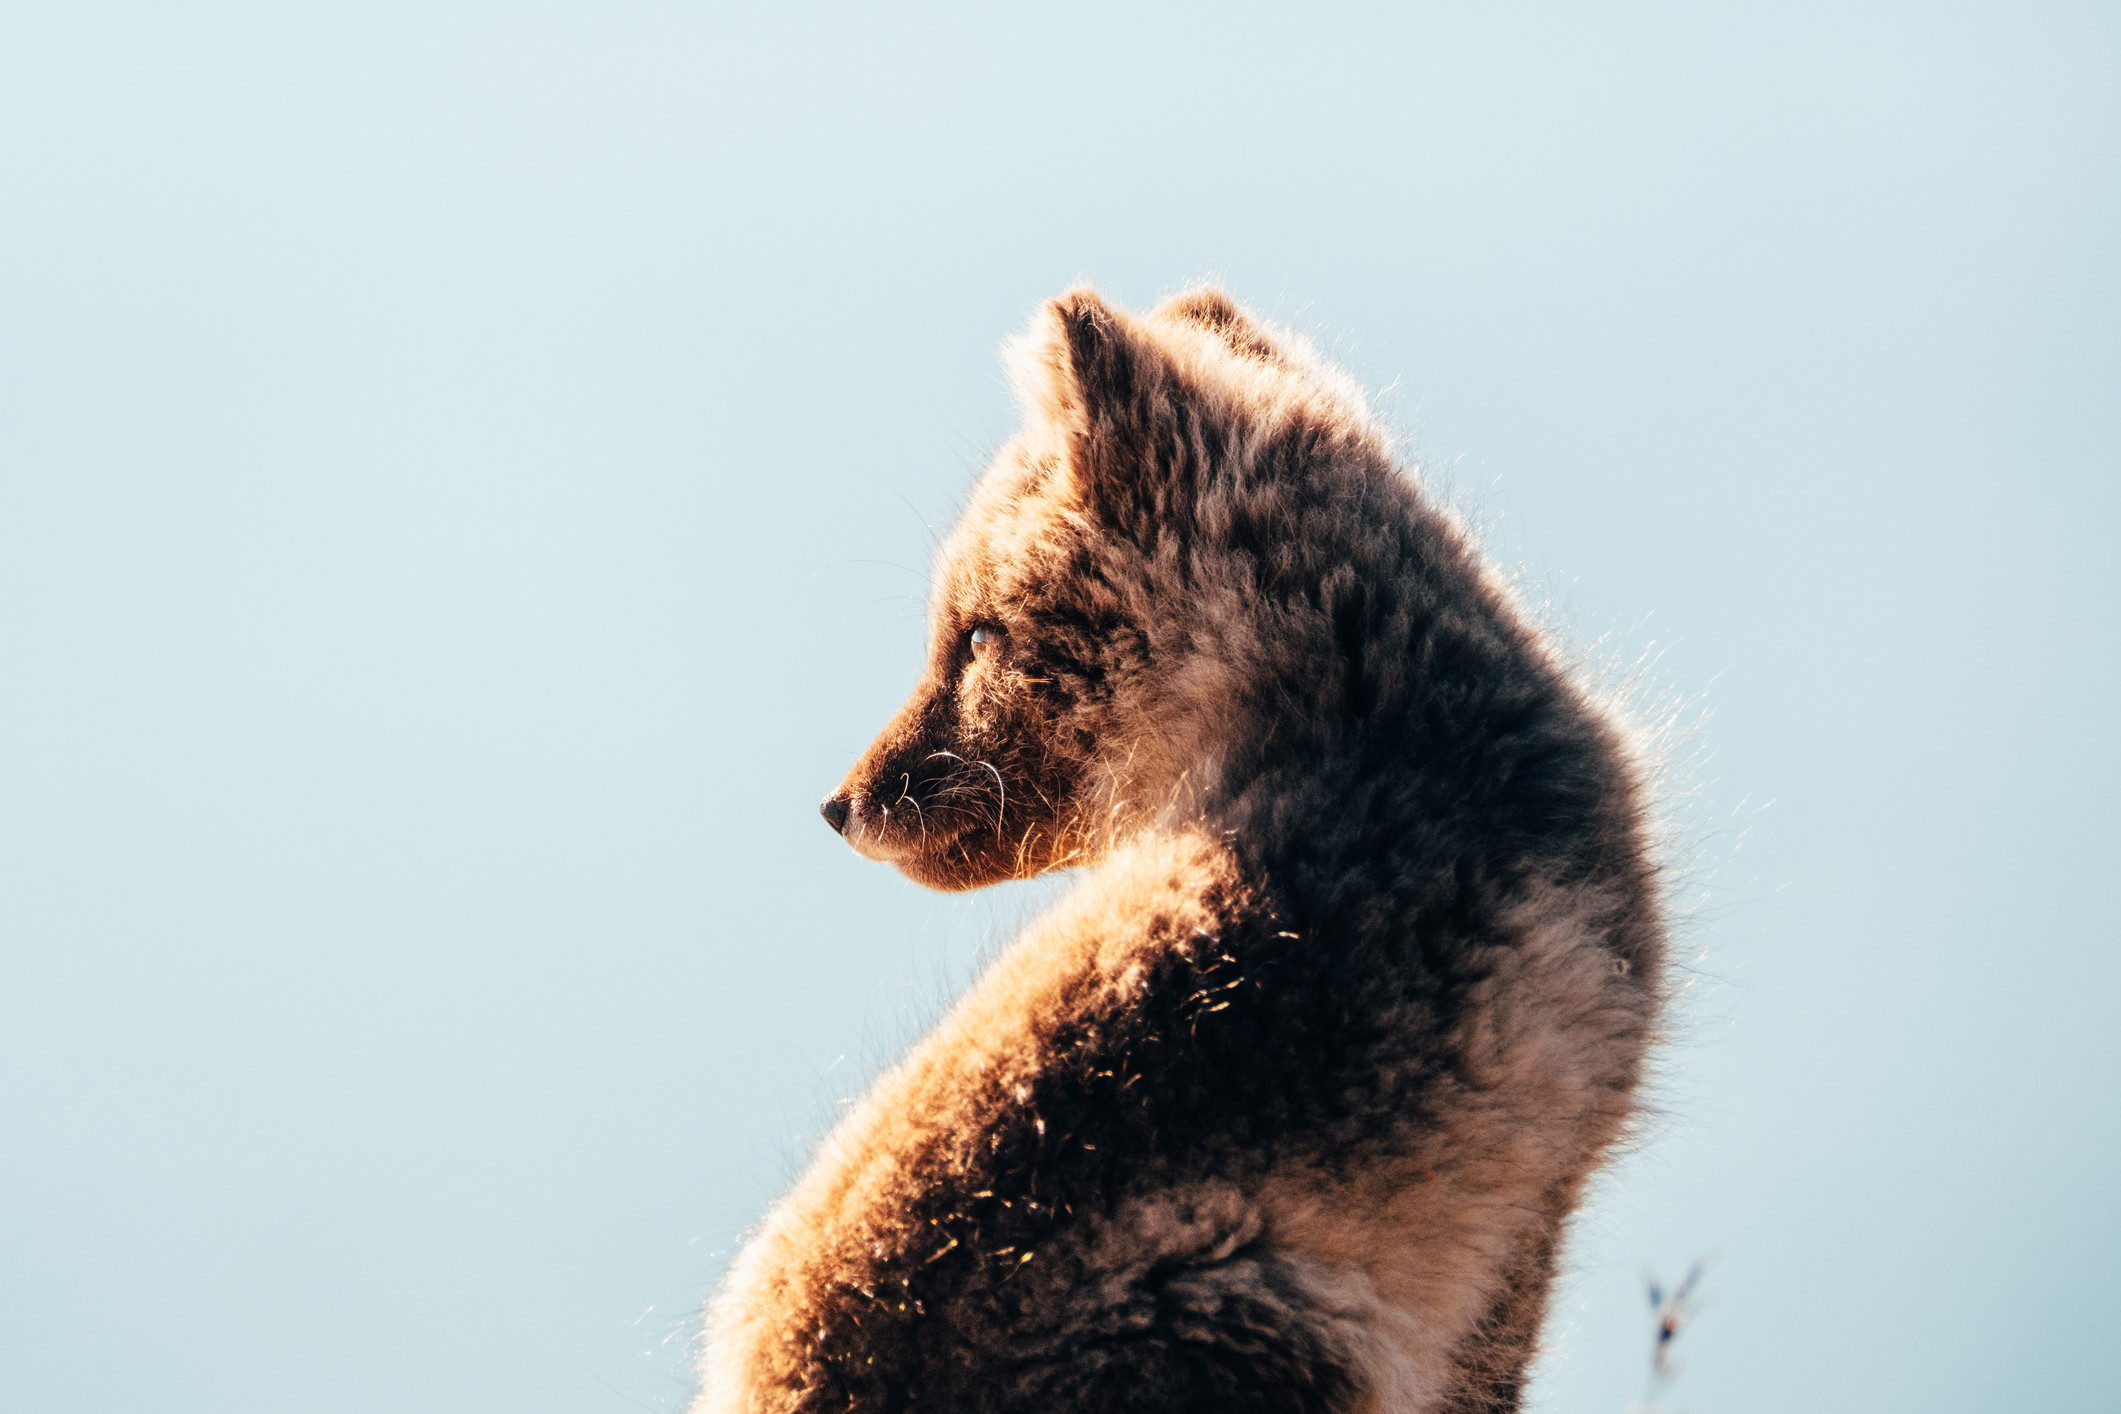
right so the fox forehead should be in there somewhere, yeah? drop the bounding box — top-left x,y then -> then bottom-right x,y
931,439 -> 1087,631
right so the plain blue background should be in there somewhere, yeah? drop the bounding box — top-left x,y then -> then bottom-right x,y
3,4 -> 2115,1410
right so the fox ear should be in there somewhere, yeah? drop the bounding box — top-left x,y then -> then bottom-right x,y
1155,286 -> 1281,363
1006,287 -> 1172,513
1006,286 -> 1148,438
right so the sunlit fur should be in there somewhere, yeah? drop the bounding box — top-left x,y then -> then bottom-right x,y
698,288 -> 1666,1414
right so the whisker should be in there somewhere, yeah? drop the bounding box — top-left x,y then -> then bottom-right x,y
973,760 -> 1007,823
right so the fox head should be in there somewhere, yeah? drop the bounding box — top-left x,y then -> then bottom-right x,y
820,286 -> 1396,891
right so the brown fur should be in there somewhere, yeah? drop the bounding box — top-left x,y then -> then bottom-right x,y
698,288 -> 1665,1413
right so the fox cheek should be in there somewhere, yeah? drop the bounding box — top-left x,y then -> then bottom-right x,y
954,676 -> 1023,749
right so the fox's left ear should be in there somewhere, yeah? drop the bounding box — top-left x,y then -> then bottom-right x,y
1005,287 -> 1175,514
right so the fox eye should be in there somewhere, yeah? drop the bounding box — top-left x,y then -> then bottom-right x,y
969,625 -> 1005,654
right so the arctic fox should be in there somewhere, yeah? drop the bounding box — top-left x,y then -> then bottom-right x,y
698,288 -> 1665,1414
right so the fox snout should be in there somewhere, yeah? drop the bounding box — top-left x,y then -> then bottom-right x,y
817,689 -> 1055,890
817,777 -> 906,865
818,696 -> 983,871
816,771 -> 932,866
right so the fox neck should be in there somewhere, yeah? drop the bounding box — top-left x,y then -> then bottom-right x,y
1086,595 -> 1590,917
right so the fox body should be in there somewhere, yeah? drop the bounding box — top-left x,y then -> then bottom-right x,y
698,289 -> 1664,1414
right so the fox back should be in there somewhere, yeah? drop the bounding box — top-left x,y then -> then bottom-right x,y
698,287 -> 1665,1414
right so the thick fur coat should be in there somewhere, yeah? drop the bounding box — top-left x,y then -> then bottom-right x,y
697,288 -> 1665,1414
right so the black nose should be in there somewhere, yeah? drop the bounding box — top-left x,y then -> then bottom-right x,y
820,794 -> 851,835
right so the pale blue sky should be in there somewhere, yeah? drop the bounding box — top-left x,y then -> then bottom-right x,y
3,4 -> 2116,1411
